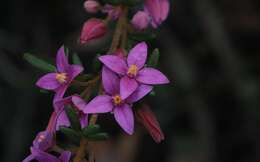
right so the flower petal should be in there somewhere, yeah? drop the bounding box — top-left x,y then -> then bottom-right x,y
127,42 -> 147,69
114,104 -> 134,135
36,73 -> 60,90
56,110 -> 70,130
137,67 -> 169,85
67,65 -> 84,81
53,85 -> 69,110
99,55 -> 127,75
56,46 -> 69,72
102,66 -> 120,95
83,95 -> 113,114
22,154 -> 35,162
59,151 -> 71,162
72,95 -> 86,111
120,76 -> 138,100
127,85 -> 153,103
80,115 -> 88,128
31,147 -> 59,162
53,96 -> 72,112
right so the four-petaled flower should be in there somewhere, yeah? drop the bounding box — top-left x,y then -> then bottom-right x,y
99,42 -> 169,100
36,46 -> 83,103
83,67 -> 153,134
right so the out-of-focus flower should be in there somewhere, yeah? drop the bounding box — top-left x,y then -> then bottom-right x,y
23,147 -> 71,162
99,42 -> 169,99
83,67 -> 153,135
80,18 -> 107,44
144,0 -> 170,28
36,47 -> 83,104
54,95 -> 88,130
102,4 -> 122,20
136,104 -> 165,143
84,0 -> 100,13
131,11 -> 150,30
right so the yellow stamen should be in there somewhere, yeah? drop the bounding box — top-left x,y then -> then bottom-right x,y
112,95 -> 122,106
127,65 -> 138,77
56,73 -> 67,84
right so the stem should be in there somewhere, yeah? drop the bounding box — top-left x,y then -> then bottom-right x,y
73,139 -> 88,162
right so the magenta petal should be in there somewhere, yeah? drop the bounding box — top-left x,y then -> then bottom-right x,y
161,0 -> 170,21
120,76 -> 138,100
59,151 -> 71,162
127,85 -> 153,103
114,104 -> 134,135
56,111 -> 70,130
127,42 -> 147,69
72,95 -> 86,111
23,154 -> 35,162
67,65 -> 83,81
83,95 -> 113,114
54,96 -> 72,112
137,67 -> 170,85
80,115 -> 88,128
56,46 -> 69,72
36,73 -> 60,90
31,147 -> 59,162
99,55 -> 127,75
53,85 -> 69,110
102,66 -> 120,95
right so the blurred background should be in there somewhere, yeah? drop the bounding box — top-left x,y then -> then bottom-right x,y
0,0 -> 260,162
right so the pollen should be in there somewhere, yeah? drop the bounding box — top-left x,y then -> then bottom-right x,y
112,95 -> 122,106
56,73 -> 67,84
127,65 -> 138,77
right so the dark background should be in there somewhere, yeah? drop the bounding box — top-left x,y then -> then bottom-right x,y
0,0 -> 260,162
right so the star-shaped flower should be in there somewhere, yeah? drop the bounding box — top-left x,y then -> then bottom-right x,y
99,42 -> 169,99
36,46 -> 83,102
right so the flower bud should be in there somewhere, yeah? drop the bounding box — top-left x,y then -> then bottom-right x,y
131,11 -> 150,30
102,4 -> 122,20
80,18 -> 107,44
84,0 -> 100,13
144,0 -> 170,28
136,104 -> 165,143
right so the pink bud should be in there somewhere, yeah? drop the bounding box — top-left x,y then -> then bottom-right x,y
102,4 -> 122,20
136,104 -> 165,143
84,0 -> 100,13
144,0 -> 170,28
131,11 -> 150,30
80,18 -> 107,44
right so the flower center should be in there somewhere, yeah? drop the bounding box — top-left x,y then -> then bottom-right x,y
127,65 -> 138,77
37,135 -> 45,142
56,73 -> 67,84
112,95 -> 122,106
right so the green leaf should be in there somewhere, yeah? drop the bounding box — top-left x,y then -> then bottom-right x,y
40,89 -> 49,94
82,124 -> 101,137
24,53 -> 56,72
92,54 -> 101,72
87,133 -> 109,141
59,127 -> 81,143
147,48 -> 160,67
72,53 -> 82,65
65,106 -> 81,131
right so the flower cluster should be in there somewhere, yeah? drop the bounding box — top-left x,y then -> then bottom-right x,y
23,0 -> 170,161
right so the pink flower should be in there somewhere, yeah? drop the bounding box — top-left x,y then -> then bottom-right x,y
54,95 -> 88,130
131,11 -> 150,30
84,0 -> 100,13
144,0 -> 170,28
136,104 -> 165,143
99,42 -> 169,99
36,47 -> 83,107
79,18 -> 107,44
83,67 -> 153,135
